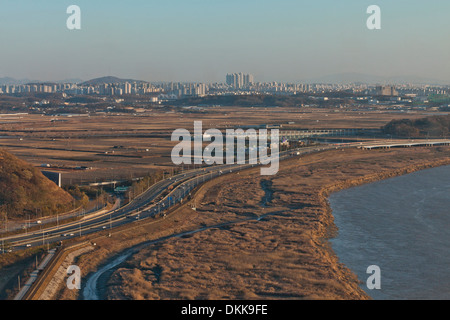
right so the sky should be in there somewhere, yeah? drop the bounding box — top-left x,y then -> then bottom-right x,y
1,0 -> 450,83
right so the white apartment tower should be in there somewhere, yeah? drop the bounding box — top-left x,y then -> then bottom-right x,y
226,73 -> 254,88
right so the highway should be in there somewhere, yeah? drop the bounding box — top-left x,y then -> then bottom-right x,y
2,138 -> 448,252
0,147 -> 301,251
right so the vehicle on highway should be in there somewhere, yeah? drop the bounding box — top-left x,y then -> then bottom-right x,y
26,244 -> 31,247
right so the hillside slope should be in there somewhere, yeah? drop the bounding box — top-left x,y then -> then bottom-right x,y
0,149 -> 73,220
383,115 -> 450,138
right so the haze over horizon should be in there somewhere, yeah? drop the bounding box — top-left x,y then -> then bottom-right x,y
1,0 -> 450,84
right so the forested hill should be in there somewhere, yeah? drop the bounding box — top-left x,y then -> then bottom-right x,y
383,115 -> 450,138
0,149 -> 73,220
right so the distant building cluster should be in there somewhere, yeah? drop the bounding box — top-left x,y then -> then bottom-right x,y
376,85 -> 398,96
1,83 -> 70,94
0,82 -> 161,96
94,82 -> 159,96
226,73 -> 254,88
164,82 -> 207,97
0,75 -> 449,103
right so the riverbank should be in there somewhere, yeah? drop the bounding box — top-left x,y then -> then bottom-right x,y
47,146 -> 450,300
329,164 -> 450,299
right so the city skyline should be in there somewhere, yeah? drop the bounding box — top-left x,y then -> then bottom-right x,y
1,1 -> 450,84
2,72 -> 450,87
2,74 -> 448,99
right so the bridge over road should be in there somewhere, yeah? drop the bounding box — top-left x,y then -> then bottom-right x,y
361,140 -> 450,150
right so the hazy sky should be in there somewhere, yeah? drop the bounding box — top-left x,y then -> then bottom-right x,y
1,0 -> 450,83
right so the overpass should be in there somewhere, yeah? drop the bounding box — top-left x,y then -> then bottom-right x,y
228,128 -> 380,141
280,128 -> 379,140
361,140 -> 450,150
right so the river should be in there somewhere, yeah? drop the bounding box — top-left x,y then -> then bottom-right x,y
329,165 -> 450,300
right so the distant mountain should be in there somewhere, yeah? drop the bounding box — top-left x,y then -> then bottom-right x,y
1,76 -> 148,86
56,78 -> 83,84
382,75 -> 450,86
0,77 -> 16,85
81,76 -> 148,86
302,73 -> 450,86
0,77 -> 83,85
0,77 -> 39,85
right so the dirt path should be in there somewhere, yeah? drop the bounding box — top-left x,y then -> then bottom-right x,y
38,245 -> 94,300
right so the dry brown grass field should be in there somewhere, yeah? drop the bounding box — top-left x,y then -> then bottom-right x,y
45,146 -> 450,300
0,107 -> 436,185
1,106 -> 448,300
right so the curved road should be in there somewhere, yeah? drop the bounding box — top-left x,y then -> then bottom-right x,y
2,146 -> 315,251
3,138 -> 441,252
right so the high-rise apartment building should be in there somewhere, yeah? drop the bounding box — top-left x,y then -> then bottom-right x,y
376,85 -> 398,96
226,73 -> 254,88
124,82 -> 132,94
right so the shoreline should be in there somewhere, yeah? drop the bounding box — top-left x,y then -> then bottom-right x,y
8,147 -> 450,300
317,158 -> 450,299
